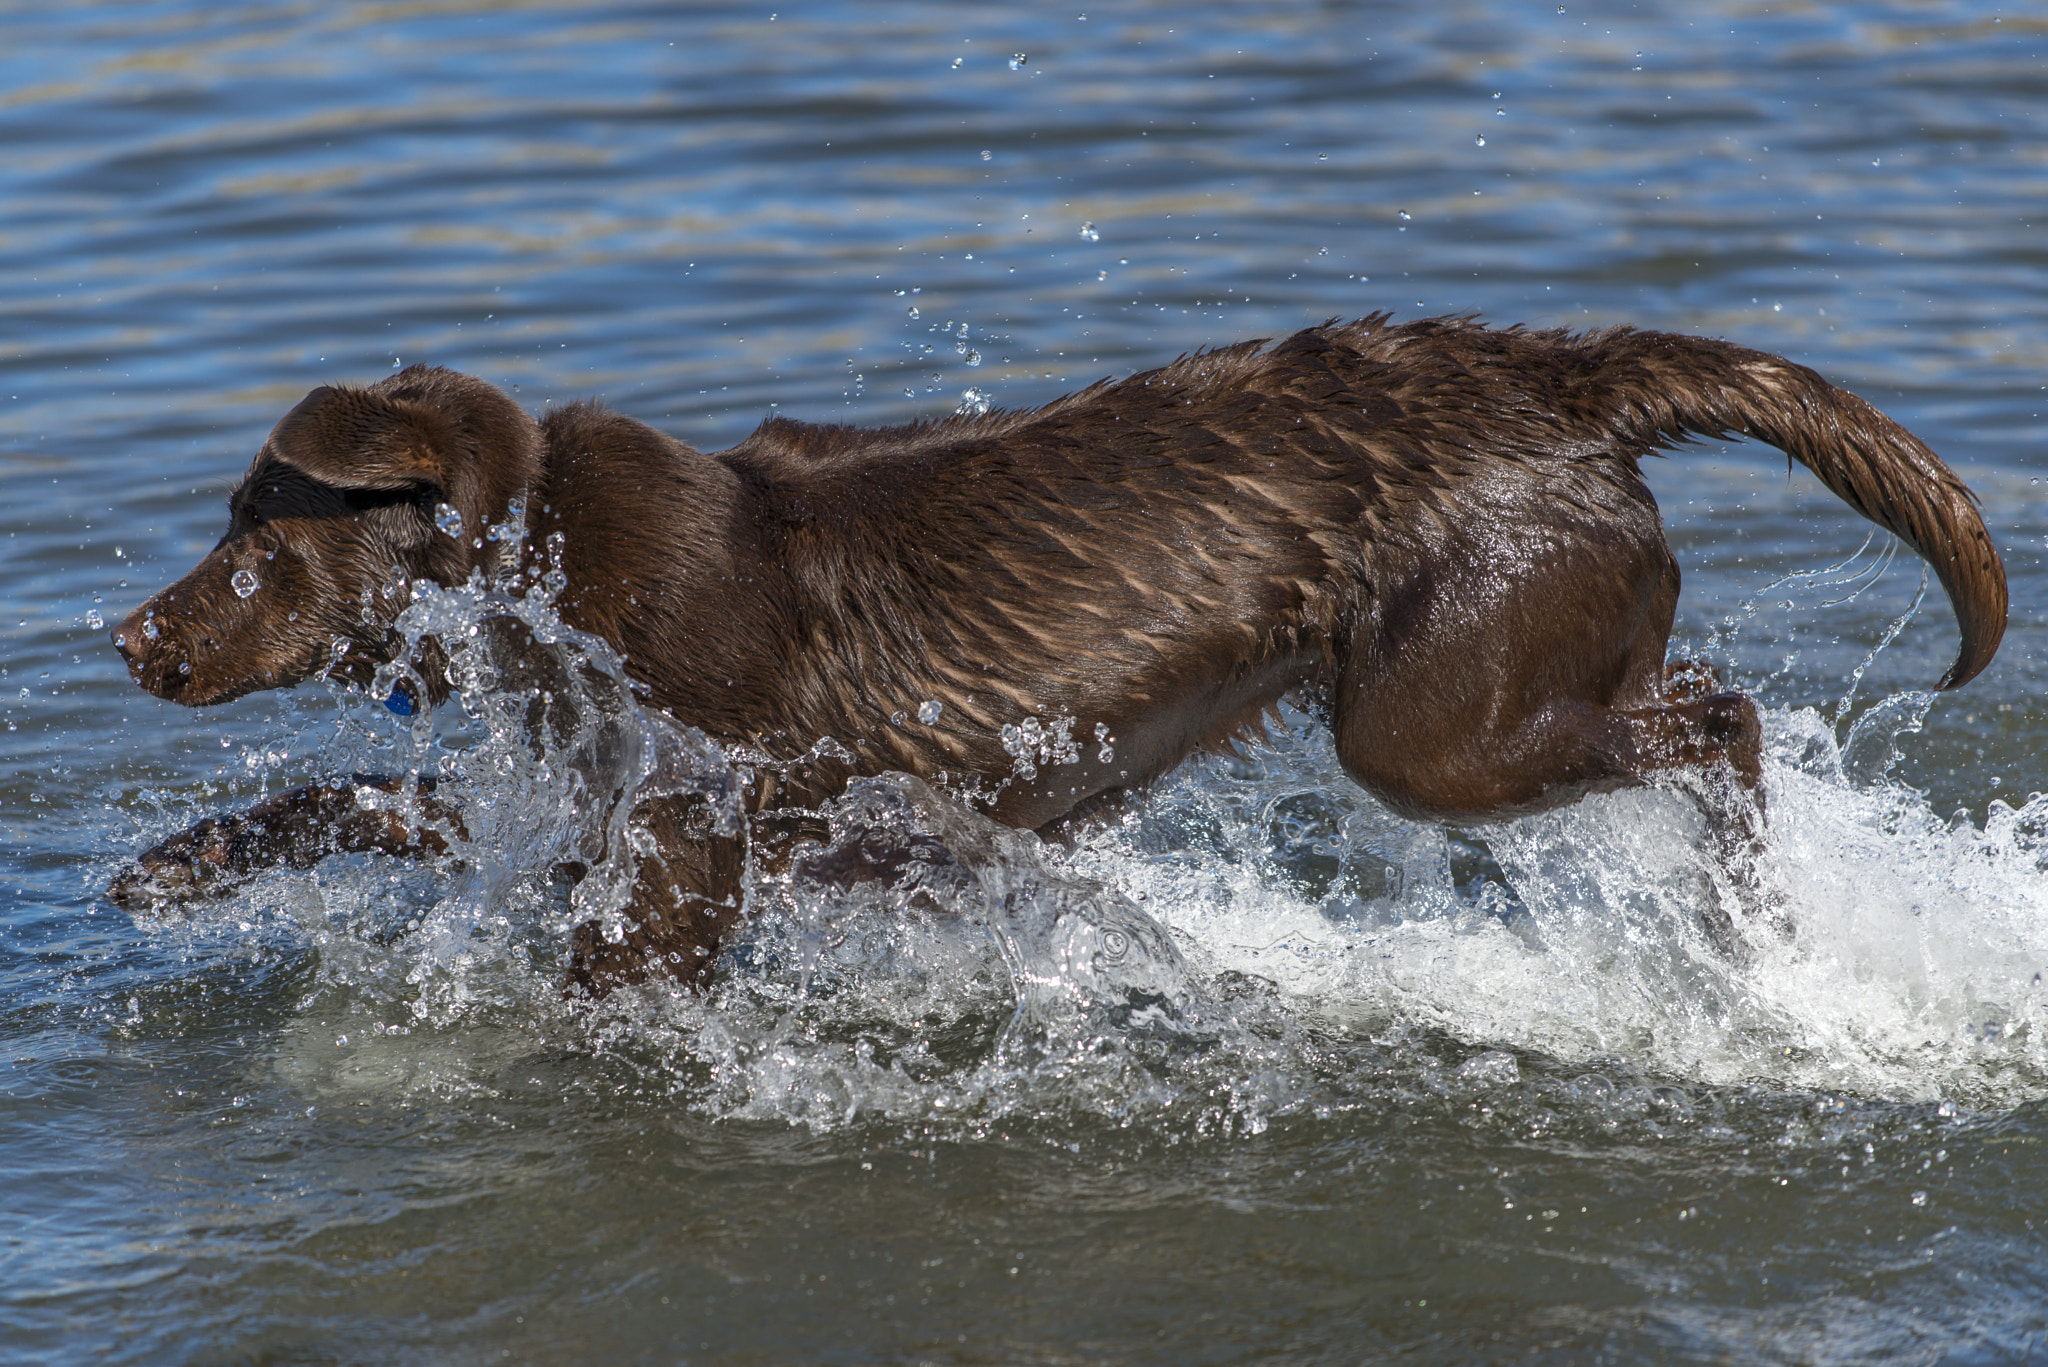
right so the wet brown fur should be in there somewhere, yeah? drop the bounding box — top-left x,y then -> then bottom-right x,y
109,315 -> 2008,993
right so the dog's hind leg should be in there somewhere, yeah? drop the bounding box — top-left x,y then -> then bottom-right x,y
1329,475 -> 1772,945
561,793 -> 746,998
108,775 -> 467,911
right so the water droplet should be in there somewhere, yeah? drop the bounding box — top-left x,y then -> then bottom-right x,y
890,710 -> 907,726
917,700 -> 944,725
231,569 -> 259,598
1474,133 -> 1486,146
178,661 -> 192,675
956,388 -> 991,416
1910,1190 -> 1928,1206
963,349 -> 983,367
435,503 -> 464,537
332,638 -> 351,658
907,306 -> 920,319
1078,221 -> 1100,242
1398,210 -> 1411,221
1008,52 -> 1028,70
142,618 -> 160,640
979,149 -> 992,160
85,609 -> 104,629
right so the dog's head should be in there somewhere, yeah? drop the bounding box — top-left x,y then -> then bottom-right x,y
113,366 -> 541,707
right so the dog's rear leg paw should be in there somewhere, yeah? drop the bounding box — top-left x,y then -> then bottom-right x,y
1698,691 -> 1765,795
1663,658 -> 1724,703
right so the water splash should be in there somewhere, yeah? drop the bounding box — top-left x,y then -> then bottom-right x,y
123,578 -> 2048,1136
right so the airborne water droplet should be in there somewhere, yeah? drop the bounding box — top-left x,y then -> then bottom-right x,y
232,569 -> 259,598
1009,52 -> 1028,70
917,700 -> 944,725
435,503 -> 464,537
1078,221 -> 1100,242
86,609 -> 104,629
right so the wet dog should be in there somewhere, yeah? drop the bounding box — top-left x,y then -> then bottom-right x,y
108,316 -> 2007,993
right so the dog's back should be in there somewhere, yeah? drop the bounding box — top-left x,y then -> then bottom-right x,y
528,316 -> 2001,826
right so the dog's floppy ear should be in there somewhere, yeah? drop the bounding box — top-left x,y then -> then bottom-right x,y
265,384 -> 456,493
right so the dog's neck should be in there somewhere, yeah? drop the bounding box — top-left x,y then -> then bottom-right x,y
523,402 -> 792,743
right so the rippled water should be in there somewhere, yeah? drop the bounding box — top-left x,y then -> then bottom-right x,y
5,1 -> 2047,1361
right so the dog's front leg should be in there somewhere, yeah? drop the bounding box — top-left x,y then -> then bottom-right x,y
108,775 -> 466,911
562,793 -> 746,998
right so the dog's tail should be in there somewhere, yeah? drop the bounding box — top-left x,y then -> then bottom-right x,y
1602,329 -> 2007,690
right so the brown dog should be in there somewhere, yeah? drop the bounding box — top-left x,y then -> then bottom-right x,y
108,315 -> 2007,993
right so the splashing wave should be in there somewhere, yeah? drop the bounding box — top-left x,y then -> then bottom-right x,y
133,578 -> 2048,1132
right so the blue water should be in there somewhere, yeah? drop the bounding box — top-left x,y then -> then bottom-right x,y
5,1 -> 2048,1361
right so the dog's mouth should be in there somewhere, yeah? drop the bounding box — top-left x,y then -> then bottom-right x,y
111,597 -> 401,708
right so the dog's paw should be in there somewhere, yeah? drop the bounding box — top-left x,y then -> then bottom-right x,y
107,858 -> 208,913
106,821 -> 246,912
1698,691 -> 1764,791
1663,658 -> 1724,703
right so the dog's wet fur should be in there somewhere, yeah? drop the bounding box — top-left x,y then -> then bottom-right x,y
109,315 -> 2007,993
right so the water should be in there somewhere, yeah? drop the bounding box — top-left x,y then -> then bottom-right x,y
5,0 -> 2047,1360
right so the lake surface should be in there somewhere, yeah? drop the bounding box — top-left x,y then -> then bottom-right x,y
5,0 -> 2047,1361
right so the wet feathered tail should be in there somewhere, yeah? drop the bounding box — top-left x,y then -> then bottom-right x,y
1583,328 -> 2007,689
